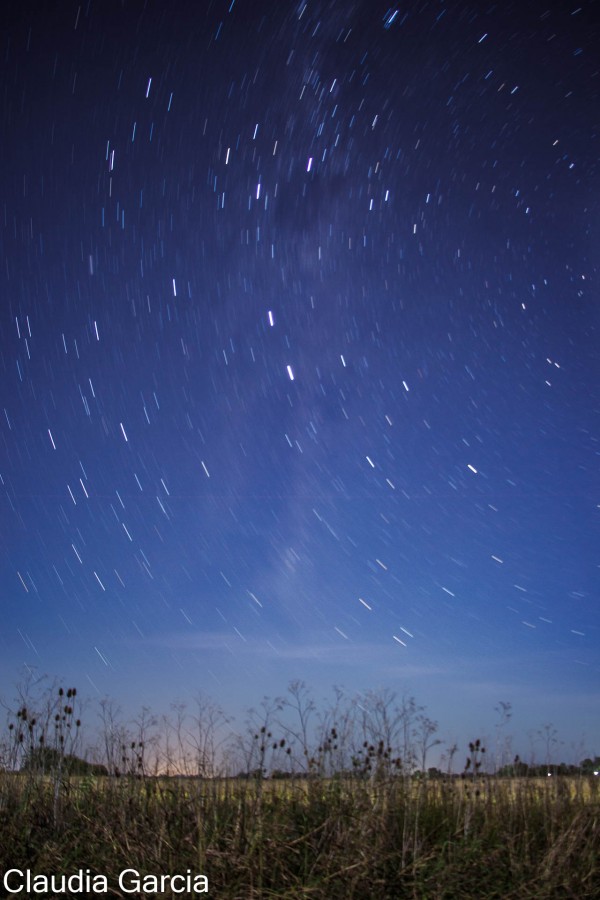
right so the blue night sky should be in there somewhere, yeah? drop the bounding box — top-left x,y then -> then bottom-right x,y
1,0 -> 598,760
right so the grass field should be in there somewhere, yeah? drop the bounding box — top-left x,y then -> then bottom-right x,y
0,769 -> 598,898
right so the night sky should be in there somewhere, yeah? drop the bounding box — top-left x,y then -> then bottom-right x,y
1,0 -> 598,761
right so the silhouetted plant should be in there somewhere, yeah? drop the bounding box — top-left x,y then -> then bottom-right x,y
464,738 -> 486,780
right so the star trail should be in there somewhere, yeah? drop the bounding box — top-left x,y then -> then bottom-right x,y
1,0 -> 598,755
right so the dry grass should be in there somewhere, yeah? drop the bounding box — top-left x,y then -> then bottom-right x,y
1,681 -> 597,896
0,771 -> 598,898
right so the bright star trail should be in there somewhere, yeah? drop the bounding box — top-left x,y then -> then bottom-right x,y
1,0 -> 598,755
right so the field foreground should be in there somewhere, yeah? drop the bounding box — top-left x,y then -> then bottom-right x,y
0,773 -> 598,899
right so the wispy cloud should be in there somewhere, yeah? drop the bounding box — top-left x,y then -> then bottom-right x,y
134,628 -> 449,677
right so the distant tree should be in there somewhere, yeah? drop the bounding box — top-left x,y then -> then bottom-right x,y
580,757 -> 600,775
21,745 -> 108,777
497,755 -> 529,778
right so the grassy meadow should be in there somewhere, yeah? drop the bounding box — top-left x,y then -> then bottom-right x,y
0,678 -> 598,898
